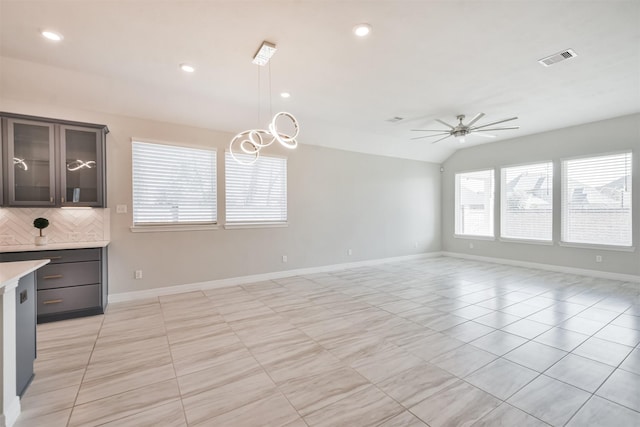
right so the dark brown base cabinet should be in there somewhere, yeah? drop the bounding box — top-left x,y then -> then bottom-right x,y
0,248 -> 108,323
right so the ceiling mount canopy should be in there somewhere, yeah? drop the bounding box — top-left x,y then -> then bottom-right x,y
410,113 -> 519,144
229,41 -> 300,165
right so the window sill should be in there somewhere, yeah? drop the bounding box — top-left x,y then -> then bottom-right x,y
454,234 -> 495,241
559,242 -> 635,252
499,237 -> 554,246
224,222 -> 288,230
130,224 -> 219,233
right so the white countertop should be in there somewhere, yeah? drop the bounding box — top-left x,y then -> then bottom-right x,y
0,260 -> 50,287
0,240 -> 110,253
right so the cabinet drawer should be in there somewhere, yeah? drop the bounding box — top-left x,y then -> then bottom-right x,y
37,261 -> 100,289
37,284 -> 100,315
0,248 -> 101,264
34,248 -> 101,264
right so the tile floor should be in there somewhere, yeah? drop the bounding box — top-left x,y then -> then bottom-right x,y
14,257 -> 640,426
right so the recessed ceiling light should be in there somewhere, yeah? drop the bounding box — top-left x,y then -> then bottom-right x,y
353,23 -> 372,37
180,63 -> 195,73
280,92 -> 291,98
41,30 -> 63,41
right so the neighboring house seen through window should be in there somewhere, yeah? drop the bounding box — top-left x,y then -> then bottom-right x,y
225,152 -> 287,225
501,162 -> 553,241
562,152 -> 632,247
455,169 -> 495,237
132,140 -> 217,226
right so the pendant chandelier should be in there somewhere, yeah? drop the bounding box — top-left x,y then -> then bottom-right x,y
229,41 -> 300,165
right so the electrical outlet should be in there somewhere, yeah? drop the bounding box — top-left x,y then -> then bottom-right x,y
469,243 -> 474,249
414,241 -> 418,248
68,232 -> 81,241
86,232 -> 98,241
596,255 -> 602,263
116,204 -> 128,214
282,255 -> 288,263
134,270 -> 143,279
348,249 -> 353,256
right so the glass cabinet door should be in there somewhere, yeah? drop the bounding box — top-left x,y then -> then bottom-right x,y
7,119 -> 56,205
60,126 -> 103,206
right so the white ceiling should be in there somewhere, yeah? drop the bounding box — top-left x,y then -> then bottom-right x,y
1,0 -> 638,163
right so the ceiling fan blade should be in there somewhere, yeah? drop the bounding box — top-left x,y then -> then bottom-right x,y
419,133 -> 450,137
410,135 -> 442,140
474,126 -> 520,131
410,129 -> 450,133
431,135 -> 453,144
410,133 -> 450,139
436,119 -> 456,129
472,133 -> 496,138
465,112 -> 485,127
471,116 -> 518,130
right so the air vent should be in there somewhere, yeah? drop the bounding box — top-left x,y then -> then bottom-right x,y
538,49 -> 577,67
386,116 -> 404,123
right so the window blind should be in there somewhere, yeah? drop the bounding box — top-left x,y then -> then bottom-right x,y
562,152 -> 632,246
455,169 -> 494,237
501,162 -> 553,241
225,152 -> 287,223
132,141 -> 217,225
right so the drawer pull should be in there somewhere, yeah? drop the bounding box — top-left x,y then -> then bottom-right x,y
43,256 -> 62,260
43,274 -> 63,280
43,299 -> 63,305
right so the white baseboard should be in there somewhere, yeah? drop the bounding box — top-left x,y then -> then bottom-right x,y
109,252 -> 444,303
442,251 -> 640,283
0,396 -> 21,427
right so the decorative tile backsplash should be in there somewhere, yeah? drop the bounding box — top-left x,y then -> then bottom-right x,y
0,208 -> 110,246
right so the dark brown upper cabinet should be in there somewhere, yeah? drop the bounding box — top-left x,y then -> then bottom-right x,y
1,113 -> 108,207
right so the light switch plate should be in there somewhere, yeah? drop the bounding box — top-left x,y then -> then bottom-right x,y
116,204 -> 127,214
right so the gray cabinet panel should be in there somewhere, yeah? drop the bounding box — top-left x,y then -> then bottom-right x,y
16,272 -> 36,397
37,261 -> 100,289
37,284 -> 100,315
0,248 -> 101,264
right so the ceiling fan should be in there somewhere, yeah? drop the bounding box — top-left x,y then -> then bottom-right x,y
411,113 -> 519,143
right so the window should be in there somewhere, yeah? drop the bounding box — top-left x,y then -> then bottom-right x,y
132,141 -> 217,226
455,169 -> 495,237
562,152 -> 632,247
225,152 -> 287,224
501,162 -> 553,241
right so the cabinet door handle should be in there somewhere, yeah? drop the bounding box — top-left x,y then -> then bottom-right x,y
43,274 -> 63,280
43,299 -> 63,305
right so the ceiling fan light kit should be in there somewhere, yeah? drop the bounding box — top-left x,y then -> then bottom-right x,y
411,113 -> 519,144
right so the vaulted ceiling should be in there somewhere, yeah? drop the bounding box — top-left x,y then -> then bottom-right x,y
1,1 -> 638,162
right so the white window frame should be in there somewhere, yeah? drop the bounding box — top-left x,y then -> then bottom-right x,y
455,168 -> 495,239
560,151 -> 633,250
130,139 -> 218,232
500,161 -> 554,243
224,152 -> 288,229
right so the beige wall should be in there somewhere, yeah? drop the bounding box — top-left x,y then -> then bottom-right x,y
1,99 -> 442,294
441,113 -> 640,277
